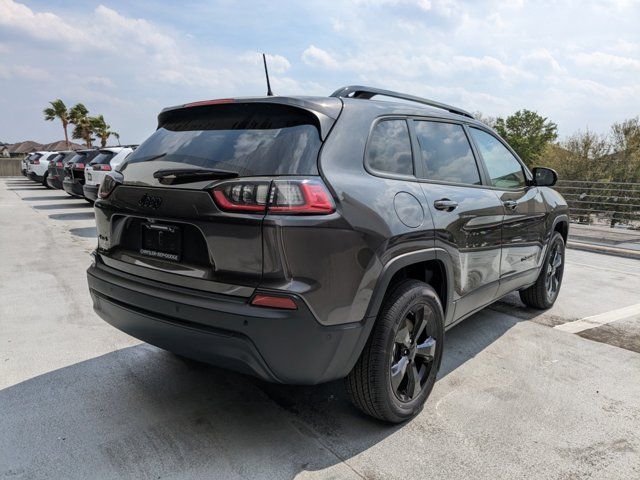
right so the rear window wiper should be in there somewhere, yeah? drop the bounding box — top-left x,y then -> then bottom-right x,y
153,167 -> 239,185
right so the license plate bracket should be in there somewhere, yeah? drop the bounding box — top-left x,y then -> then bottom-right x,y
140,222 -> 181,262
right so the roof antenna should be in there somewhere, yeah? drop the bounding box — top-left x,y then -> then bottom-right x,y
262,53 -> 274,96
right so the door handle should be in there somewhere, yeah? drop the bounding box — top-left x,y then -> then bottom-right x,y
503,200 -> 518,210
434,199 -> 458,211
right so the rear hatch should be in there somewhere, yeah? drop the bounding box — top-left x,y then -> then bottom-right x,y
86,150 -> 116,186
65,151 -> 99,183
100,98 -> 342,289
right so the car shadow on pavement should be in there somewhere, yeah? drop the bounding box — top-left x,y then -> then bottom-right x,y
69,226 -> 97,238
21,195 -> 75,201
48,212 -> 95,221
0,307 -> 525,478
33,203 -> 91,210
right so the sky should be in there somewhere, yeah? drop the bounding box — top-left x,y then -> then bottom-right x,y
0,0 -> 639,145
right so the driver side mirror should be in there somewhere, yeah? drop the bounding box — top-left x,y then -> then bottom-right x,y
532,167 -> 557,187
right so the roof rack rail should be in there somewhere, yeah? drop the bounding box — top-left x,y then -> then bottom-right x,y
330,85 -> 474,119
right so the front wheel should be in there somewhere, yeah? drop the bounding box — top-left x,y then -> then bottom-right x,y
346,279 -> 444,423
519,231 -> 565,309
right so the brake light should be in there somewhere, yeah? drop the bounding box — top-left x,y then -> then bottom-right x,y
251,294 -> 297,310
33,159 -> 40,165
55,162 -> 63,168
73,163 -> 85,170
99,173 -> 122,199
212,181 -> 270,212
185,98 -> 235,108
211,179 -> 335,215
93,164 -> 111,171
269,180 -> 335,214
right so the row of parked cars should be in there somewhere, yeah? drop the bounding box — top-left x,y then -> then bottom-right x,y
21,146 -> 137,202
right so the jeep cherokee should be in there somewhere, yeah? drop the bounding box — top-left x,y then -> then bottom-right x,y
87,86 -> 568,423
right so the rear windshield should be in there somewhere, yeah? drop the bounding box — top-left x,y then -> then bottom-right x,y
124,103 -> 322,176
90,151 -> 115,165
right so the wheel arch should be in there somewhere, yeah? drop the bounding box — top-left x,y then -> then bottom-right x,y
364,249 -> 453,324
552,214 -> 569,244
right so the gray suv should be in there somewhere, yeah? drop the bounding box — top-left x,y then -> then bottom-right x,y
87,86 -> 568,423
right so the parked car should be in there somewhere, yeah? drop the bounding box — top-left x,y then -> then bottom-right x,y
46,151 -> 77,189
83,146 -> 136,202
27,151 -> 58,186
62,149 -> 99,198
87,86 -> 569,423
21,153 -> 40,176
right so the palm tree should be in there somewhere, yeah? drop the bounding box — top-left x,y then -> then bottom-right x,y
91,115 -> 119,148
69,103 -> 94,148
43,100 -> 70,148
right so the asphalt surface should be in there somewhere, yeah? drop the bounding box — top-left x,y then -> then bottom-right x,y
1,176 -> 640,480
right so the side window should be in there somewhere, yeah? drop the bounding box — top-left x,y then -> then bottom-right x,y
366,119 -> 413,176
470,128 -> 526,189
414,121 -> 481,185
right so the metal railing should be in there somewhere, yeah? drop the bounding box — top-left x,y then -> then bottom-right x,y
554,180 -> 640,228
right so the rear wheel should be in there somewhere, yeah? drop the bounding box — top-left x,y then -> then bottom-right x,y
42,172 -> 50,188
346,279 -> 444,423
519,231 -> 565,309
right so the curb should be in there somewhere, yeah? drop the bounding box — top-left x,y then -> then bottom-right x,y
567,240 -> 640,260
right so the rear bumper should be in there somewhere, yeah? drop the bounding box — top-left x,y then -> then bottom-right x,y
28,172 -> 44,183
83,184 -> 99,201
46,175 -> 64,189
63,178 -> 84,197
87,259 -> 369,385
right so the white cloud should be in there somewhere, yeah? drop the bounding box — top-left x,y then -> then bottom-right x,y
239,52 -> 291,73
302,45 -> 339,69
0,0 -> 92,46
0,64 -> 50,80
573,51 -> 640,72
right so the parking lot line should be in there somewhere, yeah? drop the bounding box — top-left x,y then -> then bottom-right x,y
565,260 -> 640,277
554,303 -> 640,333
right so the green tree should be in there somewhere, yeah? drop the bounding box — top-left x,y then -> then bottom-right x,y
43,99 -> 70,148
69,103 -> 94,148
608,117 -> 640,182
91,115 -> 119,148
494,109 -> 558,167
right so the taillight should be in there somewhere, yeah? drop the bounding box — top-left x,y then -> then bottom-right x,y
99,173 -> 122,199
211,178 -> 335,215
33,159 -> 40,165
74,163 -> 85,170
55,162 -> 63,168
93,164 -> 111,171
269,179 -> 335,214
212,181 -> 270,212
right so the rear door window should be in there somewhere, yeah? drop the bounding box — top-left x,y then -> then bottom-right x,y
366,119 -> 414,176
124,103 -> 322,176
414,121 -> 481,185
469,128 -> 526,189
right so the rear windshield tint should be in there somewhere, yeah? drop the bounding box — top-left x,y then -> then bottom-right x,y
90,152 -> 115,165
124,103 -> 322,176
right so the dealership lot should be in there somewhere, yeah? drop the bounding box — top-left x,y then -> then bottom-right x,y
1,177 -> 639,479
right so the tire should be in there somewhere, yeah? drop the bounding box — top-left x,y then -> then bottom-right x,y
42,172 -> 50,188
519,231 -> 565,309
346,279 -> 444,423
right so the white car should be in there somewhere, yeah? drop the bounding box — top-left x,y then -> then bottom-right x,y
83,146 -> 135,201
27,151 -> 58,186
21,153 -> 40,176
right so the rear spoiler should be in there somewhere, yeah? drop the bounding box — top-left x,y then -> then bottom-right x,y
158,96 -> 343,141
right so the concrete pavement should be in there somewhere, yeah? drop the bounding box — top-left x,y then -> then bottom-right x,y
1,177 -> 640,479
